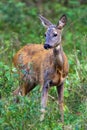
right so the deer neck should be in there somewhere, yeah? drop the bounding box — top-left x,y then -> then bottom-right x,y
53,44 -> 64,69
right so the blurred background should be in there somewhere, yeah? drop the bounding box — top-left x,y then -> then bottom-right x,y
0,0 -> 87,130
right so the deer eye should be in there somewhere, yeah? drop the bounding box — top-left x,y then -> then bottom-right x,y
44,33 -> 46,37
53,33 -> 57,37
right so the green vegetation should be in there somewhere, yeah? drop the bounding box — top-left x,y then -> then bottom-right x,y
0,0 -> 87,129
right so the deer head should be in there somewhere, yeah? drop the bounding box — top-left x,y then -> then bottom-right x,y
39,15 -> 67,49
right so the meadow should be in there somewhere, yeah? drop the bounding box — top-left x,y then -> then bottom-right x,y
0,0 -> 87,129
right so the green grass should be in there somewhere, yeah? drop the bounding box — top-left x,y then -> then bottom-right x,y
0,0 -> 87,129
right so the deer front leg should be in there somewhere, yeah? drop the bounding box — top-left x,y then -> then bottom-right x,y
57,83 -> 64,122
40,80 -> 50,121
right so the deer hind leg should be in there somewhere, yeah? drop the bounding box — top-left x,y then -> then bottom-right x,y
13,83 -> 28,96
57,83 -> 64,122
13,82 -> 36,96
21,82 -> 36,96
13,82 -> 29,103
21,82 -> 29,96
13,86 -> 21,96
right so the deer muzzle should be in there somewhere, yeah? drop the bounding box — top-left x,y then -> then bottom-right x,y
44,44 -> 52,49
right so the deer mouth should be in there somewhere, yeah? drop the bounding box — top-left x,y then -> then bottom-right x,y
44,44 -> 52,49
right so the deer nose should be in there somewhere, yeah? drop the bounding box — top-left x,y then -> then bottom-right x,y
44,44 -> 52,49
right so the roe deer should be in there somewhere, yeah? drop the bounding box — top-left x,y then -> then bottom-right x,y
13,14 -> 69,122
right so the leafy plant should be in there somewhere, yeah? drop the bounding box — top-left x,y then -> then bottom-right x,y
0,0 -> 87,130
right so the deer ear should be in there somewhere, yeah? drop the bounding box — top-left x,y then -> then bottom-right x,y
39,15 -> 52,28
57,14 -> 67,29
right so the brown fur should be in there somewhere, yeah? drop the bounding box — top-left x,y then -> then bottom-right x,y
13,44 -> 68,94
13,14 -> 69,122
13,43 -> 69,121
